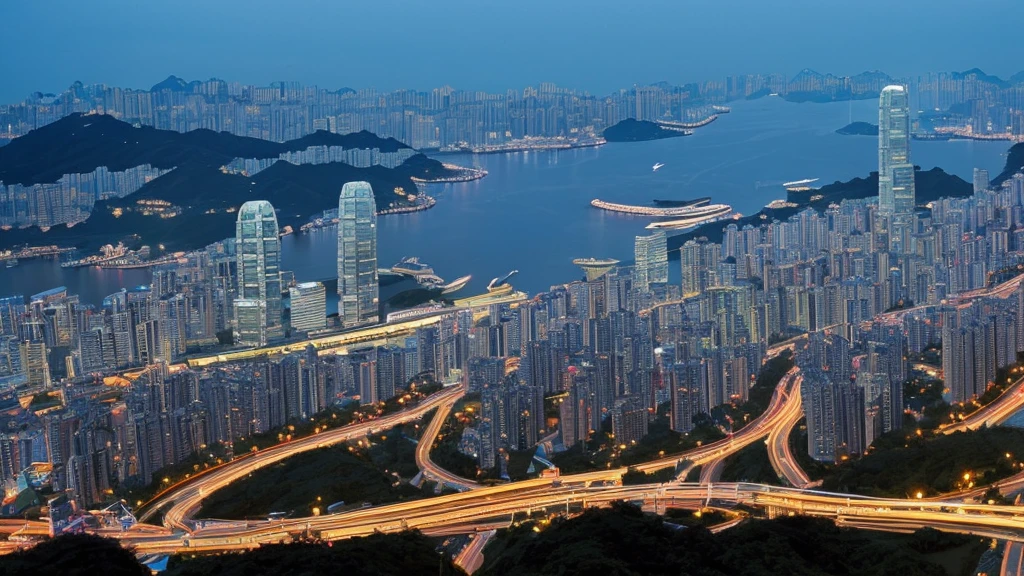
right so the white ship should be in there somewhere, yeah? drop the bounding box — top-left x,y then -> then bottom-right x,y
782,178 -> 819,190
645,205 -> 734,230
652,162 -> 665,172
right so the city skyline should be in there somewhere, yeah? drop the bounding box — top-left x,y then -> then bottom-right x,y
3,1 -> 1024,103
5,3 -> 1024,570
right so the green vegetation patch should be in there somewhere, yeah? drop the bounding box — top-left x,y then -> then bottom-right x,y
821,427 -> 1024,498
479,503 -> 985,576
719,441 -> 780,485
198,418 -> 432,519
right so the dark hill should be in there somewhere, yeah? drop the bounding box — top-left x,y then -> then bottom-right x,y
993,142 -> 1024,186
668,166 -> 970,249
0,533 -> 150,576
796,166 -> 971,207
0,158 -> 431,251
0,531 -> 465,576
284,129 -> 410,154
603,119 -> 687,142
836,122 -> 878,136
150,75 -> 191,92
0,113 -> 280,185
0,114 -> 460,251
0,114 -> 413,186
954,68 -> 1009,88
478,503 -> 981,576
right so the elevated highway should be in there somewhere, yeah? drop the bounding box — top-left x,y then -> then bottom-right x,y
141,384 -> 466,530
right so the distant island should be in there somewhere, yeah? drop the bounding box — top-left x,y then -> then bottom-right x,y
0,114 -> 466,252
603,119 -> 689,142
837,122 -> 879,136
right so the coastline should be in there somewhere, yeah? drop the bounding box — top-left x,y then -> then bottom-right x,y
426,137 -> 606,156
411,163 -> 488,183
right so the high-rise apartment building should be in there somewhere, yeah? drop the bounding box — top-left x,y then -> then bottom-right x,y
878,86 -> 916,219
234,201 -> 282,345
973,168 -> 990,194
337,182 -> 379,327
634,231 -> 668,292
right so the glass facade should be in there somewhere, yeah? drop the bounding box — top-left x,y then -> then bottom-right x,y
234,200 -> 282,345
878,86 -> 916,218
337,181 -> 379,327
634,231 -> 668,291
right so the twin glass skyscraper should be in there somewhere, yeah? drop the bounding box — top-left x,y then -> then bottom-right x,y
231,181 -> 378,344
337,181 -> 379,326
878,85 -> 916,218
234,200 -> 282,345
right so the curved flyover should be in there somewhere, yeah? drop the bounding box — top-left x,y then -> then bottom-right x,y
414,393 -> 483,492
145,384 -> 466,531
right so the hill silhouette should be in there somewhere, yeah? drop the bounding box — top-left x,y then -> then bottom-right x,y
0,114 -> 454,251
994,142 -> 1024,186
478,503 -> 984,576
668,166 -> 971,250
0,113 -> 412,186
0,531 -> 465,576
0,533 -> 149,576
836,122 -> 878,136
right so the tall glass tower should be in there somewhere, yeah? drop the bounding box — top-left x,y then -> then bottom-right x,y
634,231 -> 669,292
234,200 -> 282,345
878,85 -> 915,218
337,181 -> 379,326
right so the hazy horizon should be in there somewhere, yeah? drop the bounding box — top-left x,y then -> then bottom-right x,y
2,0 -> 1023,101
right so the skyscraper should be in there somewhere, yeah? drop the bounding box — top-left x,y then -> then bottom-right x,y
289,281 -> 326,333
634,231 -> 668,292
337,181 -> 379,327
877,86 -> 915,218
973,168 -> 990,194
234,200 -> 283,346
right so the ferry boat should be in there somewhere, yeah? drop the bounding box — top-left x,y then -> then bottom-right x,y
592,199 -> 732,218
645,206 -> 734,230
391,257 -> 435,277
783,178 -> 819,192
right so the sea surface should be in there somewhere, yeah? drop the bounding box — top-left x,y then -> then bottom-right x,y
0,97 -> 1012,309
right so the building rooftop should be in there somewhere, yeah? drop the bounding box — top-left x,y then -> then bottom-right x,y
30,286 -> 67,301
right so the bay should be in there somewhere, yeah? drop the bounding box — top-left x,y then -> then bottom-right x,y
0,97 -> 1012,307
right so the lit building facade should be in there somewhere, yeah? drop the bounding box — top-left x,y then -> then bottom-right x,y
337,182 -> 379,327
234,200 -> 282,345
634,231 -> 668,292
289,281 -> 326,333
878,85 -> 915,218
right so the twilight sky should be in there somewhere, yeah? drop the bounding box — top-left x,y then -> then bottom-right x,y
1,0 -> 1021,101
